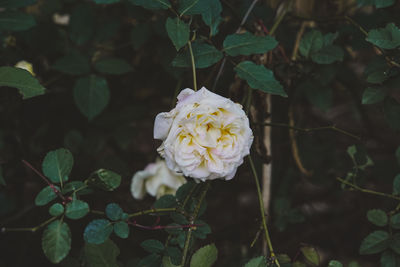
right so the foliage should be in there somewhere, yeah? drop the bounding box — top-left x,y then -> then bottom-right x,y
1,0 -> 400,266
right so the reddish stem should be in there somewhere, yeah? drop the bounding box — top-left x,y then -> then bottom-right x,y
258,19 -> 290,64
22,159 -> 66,201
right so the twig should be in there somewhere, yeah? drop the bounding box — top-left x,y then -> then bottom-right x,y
288,108 -> 313,177
258,122 -> 361,141
248,156 -> 280,267
188,41 -> 197,91
337,177 -> 400,201
2,216 -> 57,233
128,207 -> 182,218
180,182 -> 210,266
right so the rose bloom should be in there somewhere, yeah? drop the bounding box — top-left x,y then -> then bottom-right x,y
131,159 -> 186,199
154,87 -> 253,181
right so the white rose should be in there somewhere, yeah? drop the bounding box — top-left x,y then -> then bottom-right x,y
154,87 -> 253,181
131,159 -> 186,199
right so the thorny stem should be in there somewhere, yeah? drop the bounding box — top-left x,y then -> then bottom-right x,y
188,41 -> 197,91
337,177 -> 400,201
21,160 -> 66,201
180,182 -> 210,267
248,156 -> 280,267
258,122 -> 361,141
128,207 -> 182,218
2,216 -> 57,233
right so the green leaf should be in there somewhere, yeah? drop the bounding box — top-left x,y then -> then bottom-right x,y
92,0 -> 120,4
384,97 -> 400,130
366,23 -> 400,49
359,230 -> 390,255
176,181 -> 195,202
69,4 -> 94,45
0,67 -> 45,99
0,166 -> 5,186
166,17 -> 190,51
244,256 -> 267,267
113,221 -> 129,239
200,0 -> 222,36
65,200 -> 89,220
88,169 -> 121,191
73,75 -> 110,120
190,244 -> 217,267
375,0 -> 396,8
84,219 -> 113,244
393,174 -> 400,195
328,260 -> 343,267
348,261 -> 361,267
391,214 -> 400,229
300,246 -> 320,265
138,253 -> 161,267
105,203 -> 123,221
234,61 -> 287,97
84,239 -> 120,267
390,233 -> 400,254
42,148 -> 74,184
179,0 -> 203,15
172,41 -> 223,69
165,246 -> 182,265
42,220 -> 71,264
35,186 -> 60,206
94,57 -> 133,75
299,30 -> 324,58
367,209 -> 388,227
367,71 -> 387,84
362,87 -> 386,104
52,53 -> 90,75
154,194 -> 177,209
223,32 -> 278,56
0,0 -> 37,8
0,10 -> 36,31
62,181 -> 85,194
141,239 -> 165,253
381,250 -> 400,267
128,0 -> 171,10
49,203 -> 64,216
311,45 -> 344,64
162,256 -> 181,267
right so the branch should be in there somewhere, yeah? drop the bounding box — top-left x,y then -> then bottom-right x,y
337,177 -> 400,201
258,122 -> 361,141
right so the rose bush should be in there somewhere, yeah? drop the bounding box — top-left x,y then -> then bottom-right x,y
131,158 -> 186,199
154,87 -> 253,181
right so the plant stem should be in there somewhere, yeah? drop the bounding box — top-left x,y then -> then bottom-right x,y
180,182 -> 210,266
258,122 -> 361,141
21,160 -> 66,201
2,216 -> 57,233
248,156 -> 280,267
269,9 -> 287,36
337,177 -> 400,201
128,207 -> 180,218
188,41 -> 197,91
